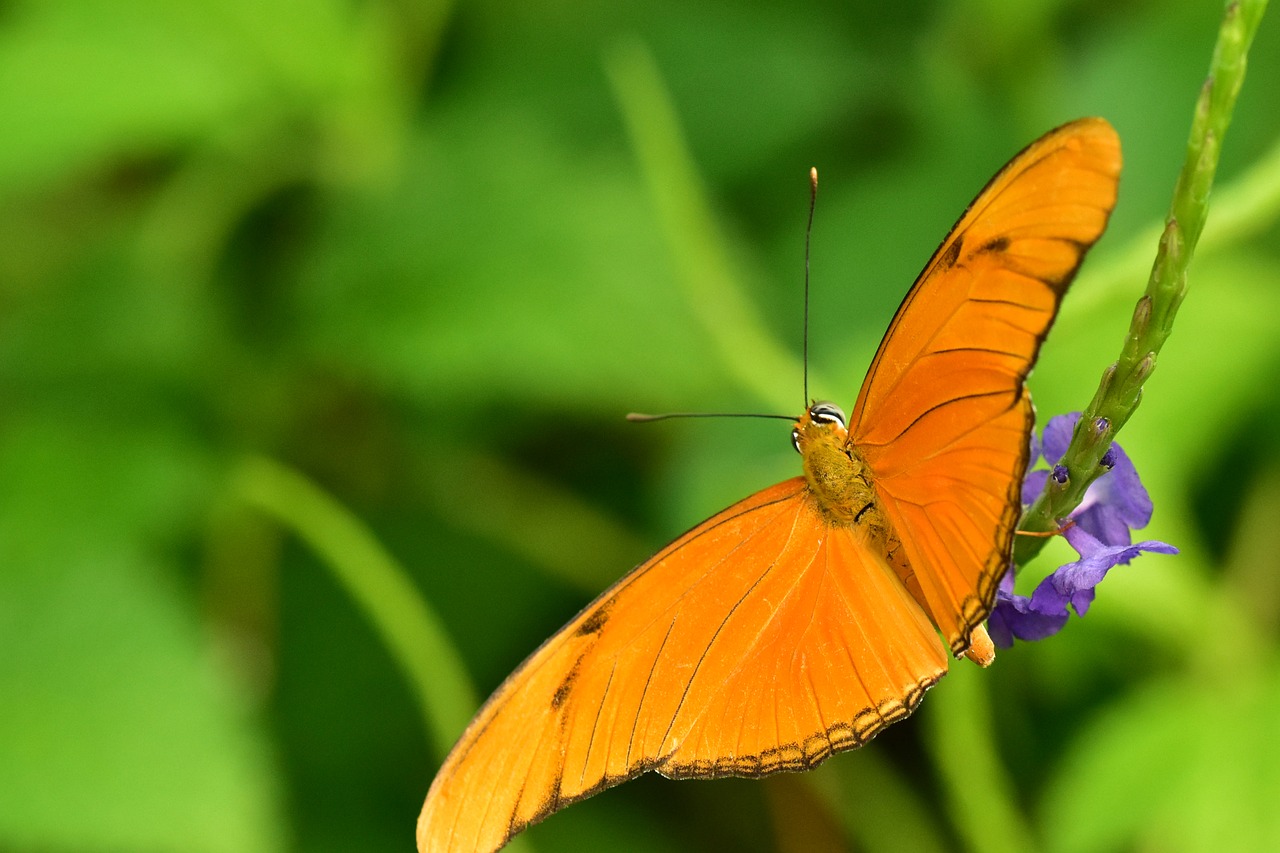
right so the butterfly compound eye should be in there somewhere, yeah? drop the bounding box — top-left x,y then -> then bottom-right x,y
809,402 -> 847,429
791,427 -> 802,453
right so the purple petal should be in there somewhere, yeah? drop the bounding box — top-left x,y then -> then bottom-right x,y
1042,413 -> 1079,464
1074,503 -> 1135,548
1009,611 -> 1069,641
1022,469 -> 1049,506
1028,430 -> 1042,467
990,528 -> 1179,647
989,570 -> 1018,647
1027,572 -> 1071,617
1071,444 -> 1154,547
1050,525 -> 1179,615
989,586 -> 1070,646
999,566 -> 1016,595
989,565 -> 1071,647
988,610 -> 1013,648
1092,442 -> 1153,528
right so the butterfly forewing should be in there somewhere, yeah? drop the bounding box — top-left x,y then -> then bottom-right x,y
848,118 -> 1122,652
417,479 -> 948,853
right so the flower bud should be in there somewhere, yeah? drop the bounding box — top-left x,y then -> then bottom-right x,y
1135,352 -> 1157,384
1130,295 -> 1153,340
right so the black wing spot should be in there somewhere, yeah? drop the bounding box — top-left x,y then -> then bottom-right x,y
551,655 -> 586,710
979,235 -> 1010,254
941,236 -> 963,268
551,676 -> 573,710
576,605 -> 610,637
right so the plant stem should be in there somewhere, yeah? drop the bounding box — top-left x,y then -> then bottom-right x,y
1015,0 -> 1269,565
231,455 -> 478,759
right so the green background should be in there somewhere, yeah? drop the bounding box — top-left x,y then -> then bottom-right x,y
2,0 -> 1279,851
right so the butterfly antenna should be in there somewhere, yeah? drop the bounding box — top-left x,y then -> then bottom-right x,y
629,170 -> 819,428
804,166 -> 818,407
626,411 -> 794,423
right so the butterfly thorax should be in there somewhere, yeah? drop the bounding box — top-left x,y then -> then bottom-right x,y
793,402 -> 891,543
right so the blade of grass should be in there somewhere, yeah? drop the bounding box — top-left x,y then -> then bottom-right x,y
416,440 -> 649,594
926,664 -> 1036,853
232,456 -> 546,852
814,750 -> 950,853
230,455 -> 476,758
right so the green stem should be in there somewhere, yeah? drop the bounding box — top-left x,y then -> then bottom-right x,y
416,440 -> 648,594
925,664 -> 1037,853
230,455 -> 478,758
817,751 -> 951,853
1015,0 -> 1269,563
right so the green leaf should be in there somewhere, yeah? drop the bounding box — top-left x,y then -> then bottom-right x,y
0,0 -> 375,194
0,413 -> 286,852
294,103 -> 723,411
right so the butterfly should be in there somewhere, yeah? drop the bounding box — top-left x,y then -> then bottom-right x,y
417,117 -> 1122,853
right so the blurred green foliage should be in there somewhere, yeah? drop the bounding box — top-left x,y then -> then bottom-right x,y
2,1 -> 1278,851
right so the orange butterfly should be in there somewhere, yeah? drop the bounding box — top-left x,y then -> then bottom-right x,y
417,117 -> 1121,853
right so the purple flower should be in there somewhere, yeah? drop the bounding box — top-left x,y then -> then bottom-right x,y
990,413 -> 1178,648
1041,413 -> 1153,550
988,570 -> 1068,647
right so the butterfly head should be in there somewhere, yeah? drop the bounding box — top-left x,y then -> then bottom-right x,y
791,401 -> 848,454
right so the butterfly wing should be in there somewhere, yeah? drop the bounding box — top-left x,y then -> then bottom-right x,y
848,118 -> 1122,653
417,478 -> 948,853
